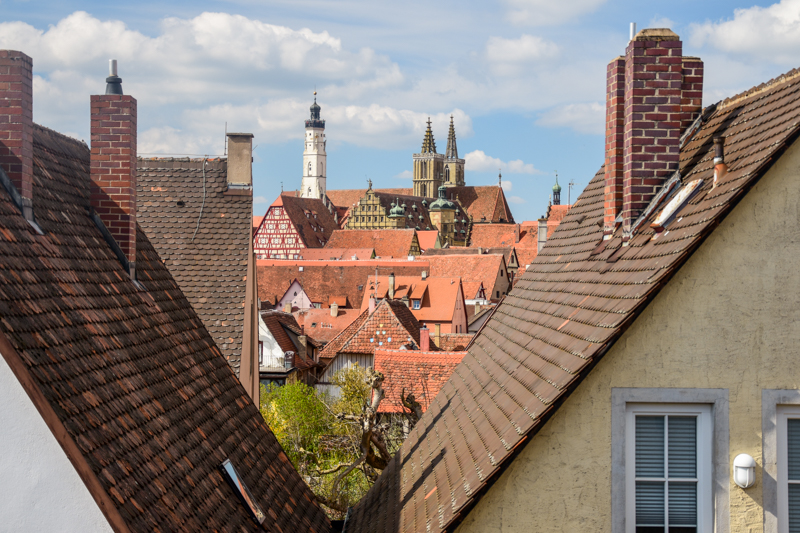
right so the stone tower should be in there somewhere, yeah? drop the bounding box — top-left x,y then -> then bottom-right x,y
552,175 -> 561,205
301,94 -> 326,199
428,185 -> 458,246
412,118 -> 444,197
443,115 -> 465,187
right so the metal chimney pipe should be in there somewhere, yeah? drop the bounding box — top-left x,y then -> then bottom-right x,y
109,59 -> 117,77
630,22 -> 637,41
105,59 -> 123,95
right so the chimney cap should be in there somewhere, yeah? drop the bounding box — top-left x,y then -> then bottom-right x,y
105,59 -> 123,95
634,28 -> 680,42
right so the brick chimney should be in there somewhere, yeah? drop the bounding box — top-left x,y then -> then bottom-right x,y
90,60 -> 137,275
603,29 -> 703,240
420,325 -> 430,351
0,51 -> 34,221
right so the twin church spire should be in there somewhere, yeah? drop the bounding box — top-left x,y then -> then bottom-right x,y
413,115 -> 465,196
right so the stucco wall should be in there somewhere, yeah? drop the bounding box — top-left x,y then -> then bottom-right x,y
455,141 -> 800,533
0,354 -> 113,532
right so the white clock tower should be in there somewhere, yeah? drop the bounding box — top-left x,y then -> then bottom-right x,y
301,93 -> 327,199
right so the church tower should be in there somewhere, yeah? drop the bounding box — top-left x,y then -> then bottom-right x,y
412,118 -> 444,197
301,93 -> 326,199
443,115 -> 465,187
552,175 -> 561,205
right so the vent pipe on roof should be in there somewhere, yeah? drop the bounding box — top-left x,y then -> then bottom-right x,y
331,302 -> 338,317
422,271 -> 427,280
713,136 -> 727,190
389,272 -> 395,299
630,22 -> 637,41
105,59 -> 123,95
369,296 -> 376,314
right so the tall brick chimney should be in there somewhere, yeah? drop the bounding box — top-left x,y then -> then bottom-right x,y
603,29 -> 703,241
0,51 -> 34,221
90,60 -> 137,276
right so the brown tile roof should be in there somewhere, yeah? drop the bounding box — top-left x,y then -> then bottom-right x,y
261,311 -> 298,354
326,228 -> 418,258
425,254 -> 506,297
468,223 -> 519,247
325,188 -> 412,209
374,349 -> 467,414
294,307 -> 363,344
318,299 -> 422,359
4,124 -> 327,532
347,66 -> 800,533
416,230 -> 440,251
137,157 -> 252,375
257,259 -> 428,309
359,276 -> 464,323
298,247 -> 375,260
277,193 -> 339,248
449,185 -> 514,223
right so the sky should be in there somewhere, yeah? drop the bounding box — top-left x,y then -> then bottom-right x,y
2,0 -> 799,221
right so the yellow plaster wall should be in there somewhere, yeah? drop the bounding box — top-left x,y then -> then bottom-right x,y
455,140 -> 800,533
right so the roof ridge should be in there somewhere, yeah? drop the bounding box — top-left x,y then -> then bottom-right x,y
717,67 -> 800,111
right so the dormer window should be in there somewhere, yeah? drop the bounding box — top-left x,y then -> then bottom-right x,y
412,299 -> 421,310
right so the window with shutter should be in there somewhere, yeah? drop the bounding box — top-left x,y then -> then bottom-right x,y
625,404 -> 712,533
777,406 -> 800,533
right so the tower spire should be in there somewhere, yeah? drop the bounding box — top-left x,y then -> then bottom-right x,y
421,117 -> 437,154
445,115 -> 458,159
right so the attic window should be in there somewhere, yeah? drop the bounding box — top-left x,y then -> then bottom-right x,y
312,322 -> 317,327
358,285 -> 364,291
219,459 -> 266,524
176,200 -> 185,207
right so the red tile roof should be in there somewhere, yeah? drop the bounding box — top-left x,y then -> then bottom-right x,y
461,281 -> 485,300
325,188 -> 412,209
437,333 -> 474,352
257,259 -> 429,309
374,349 -> 466,414
253,214 -> 263,233
299,247 -> 375,260
468,223 -> 519,247
348,64 -> 800,533
425,254 -> 506,297
4,124 -> 328,532
276,193 -> 339,248
449,185 -> 514,223
294,307 -> 364,344
318,299 -> 422,359
326,228 -> 419,258
416,230 -> 440,251
138,157 -> 253,376
360,276 -> 464,323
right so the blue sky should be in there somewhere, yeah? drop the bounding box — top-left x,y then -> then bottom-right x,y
2,0 -> 798,221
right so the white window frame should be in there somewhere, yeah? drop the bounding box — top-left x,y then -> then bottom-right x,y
763,390 -> 800,531
777,404 -> 800,532
624,403 -> 713,532
611,388 -> 729,533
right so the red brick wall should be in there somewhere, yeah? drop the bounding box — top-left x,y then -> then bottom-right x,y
603,57 -> 625,236
681,57 -> 704,132
0,50 -> 33,213
90,94 -> 137,266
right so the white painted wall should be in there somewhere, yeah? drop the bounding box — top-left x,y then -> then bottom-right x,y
277,280 -> 314,311
259,314 -> 291,369
0,354 -> 113,532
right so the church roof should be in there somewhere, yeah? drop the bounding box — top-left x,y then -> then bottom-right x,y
445,115 -> 459,159
420,118 -> 437,154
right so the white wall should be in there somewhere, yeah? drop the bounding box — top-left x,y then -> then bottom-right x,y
277,280 -> 314,311
0,355 -> 113,532
259,314 -> 289,369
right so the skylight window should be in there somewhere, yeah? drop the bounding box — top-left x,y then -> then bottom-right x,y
219,459 -> 266,524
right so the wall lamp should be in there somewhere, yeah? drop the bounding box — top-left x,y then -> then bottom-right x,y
733,453 -> 757,489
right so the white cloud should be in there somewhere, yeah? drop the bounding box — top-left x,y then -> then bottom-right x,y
507,195 -> 526,204
465,150 -> 540,174
690,0 -> 800,64
253,196 -> 269,204
536,102 -> 605,135
501,180 -> 512,192
503,0 -> 607,26
649,17 -> 676,30
485,35 -> 559,75
394,170 -> 413,179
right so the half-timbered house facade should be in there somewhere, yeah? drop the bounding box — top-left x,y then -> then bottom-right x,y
253,194 -> 338,259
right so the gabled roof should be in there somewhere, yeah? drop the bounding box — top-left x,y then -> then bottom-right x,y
449,185 -> 514,223
346,66 -> 800,533
360,276 -> 464,323
294,307 -> 363,344
468,223 -> 519,247
275,193 -> 339,248
137,157 -> 252,375
318,299 -> 422,359
461,280 -> 485,300
374,349 -> 467,414
261,311 -> 298,354
299,247 -> 375,260
5,124 -> 328,532
425,253 -> 506,296
416,230 -> 440,251
326,229 -> 418,258
257,260 -> 428,309
253,214 -> 264,233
